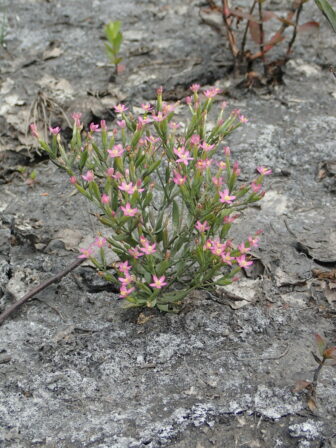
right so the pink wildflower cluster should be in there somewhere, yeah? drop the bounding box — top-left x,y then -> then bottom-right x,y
203,237 -> 256,268
78,236 -> 107,259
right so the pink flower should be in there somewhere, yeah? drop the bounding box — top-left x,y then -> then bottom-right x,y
203,87 -> 221,98
231,109 -> 241,117
210,240 -> 226,257
212,176 -> 223,188
190,134 -> 201,146
233,161 -> 240,175
172,170 -> 187,186
220,101 -> 228,110
239,115 -> 248,124
151,112 -> 167,122
69,176 -> 77,185
128,247 -> 143,259
119,182 -> 136,195
118,275 -> 134,286
251,182 -> 262,193
138,116 -> 152,127
78,247 -> 93,259
217,161 -> 226,170
257,166 -> 272,176
100,120 -> 107,131
237,242 -> 249,254
169,122 -> 180,130
140,243 -> 156,255
119,286 -> 135,298
195,221 -> 210,233
223,214 -> 239,223
82,170 -> 94,182
223,146 -> 231,156
185,96 -> 192,105
221,252 -> 234,265
120,203 -> 138,217
248,236 -> 259,247
89,122 -> 100,132
118,261 -> 132,274
117,120 -> 126,128
174,147 -> 193,166
106,168 -> 115,178
196,159 -> 212,170
49,126 -> 61,135
200,142 -> 215,152
30,123 -> 39,138
190,83 -> 201,93
114,104 -> 128,113
94,237 -> 107,248
149,275 -> 168,289
146,135 -> 160,144
101,194 -> 110,204
219,189 -> 236,204
72,113 -> 82,127
236,255 -> 253,269
108,144 -> 125,158
141,103 -> 153,112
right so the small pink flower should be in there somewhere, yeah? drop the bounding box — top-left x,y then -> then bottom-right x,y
118,275 -> 134,286
248,236 -> 259,248
220,101 -> 228,110
117,120 -> 126,128
236,255 -> 253,269
203,87 -> 221,98
149,275 -> 168,289
146,135 -> 160,144
101,194 -> 110,204
210,240 -> 226,257
169,122 -> 180,131
94,236 -> 107,248
212,176 -> 223,188
257,166 -> 272,176
72,113 -> 82,127
231,109 -> 241,117
221,252 -> 234,265
151,112 -> 167,122
106,168 -> 115,178
82,170 -> 95,182
138,116 -> 152,127
223,214 -> 239,224
49,126 -> 61,135
233,161 -> 240,175
120,203 -> 138,217
217,161 -> 226,170
204,240 -> 213,250
100,120 -> 107,131
69,176 -> 77,185
190,134 -> 201,146
78,247 -> 93,259
185,96 -> 192,105
140,243 -> 156,255
251,182 -> 262,193
174,147 -> 193,166
114,104 -> 128,114
237,242 -> 249,254
118,261 -> 132,274
190,83 -> 201,93
89,123 -> 100,132
196,159 -> 212,171
219,189 -> 236,204
119,182 -> 136,195
141,103 -> 153,112
108,144 -> 125,158
172,170 -> 187,186
128,247 -> 143,259
30,123 -> 39,138
195,221 -> 210,233
119,286 -> 135,298
200,142 -> 215,152
239,115 -> 248,124
223,146 -> 231,156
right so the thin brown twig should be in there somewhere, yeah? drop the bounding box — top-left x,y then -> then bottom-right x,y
240,0 -> 257,58
0,258 -> 85,325
221,0 -> 239,59
286,0 -> 303,58
258,0 -> 266,75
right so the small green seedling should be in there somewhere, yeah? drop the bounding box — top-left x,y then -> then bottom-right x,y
104,21 -> 123,75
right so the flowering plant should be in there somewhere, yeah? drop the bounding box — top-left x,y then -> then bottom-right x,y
32,86 -> 270,311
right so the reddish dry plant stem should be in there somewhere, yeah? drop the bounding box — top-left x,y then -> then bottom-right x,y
240,0 -> 257,58
257,1 -> 266,75
286,0 -> 303,58
0,258 -> 85,325
221,0 -> 239,60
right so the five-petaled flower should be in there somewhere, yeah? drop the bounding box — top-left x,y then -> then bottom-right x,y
203,87 -> 221,98
121,203 -> 138,217
119,286 -> 135,298
219,189 -> 236,204
190,83 -> 200,93
172,170 -> 187,185
78,247 -> 93,259
236,255 -> 253,268
82,170 -> 94,182
94,237 -> 107,248
195,221 -> 210,233
108,145 -> 125,158
150,275 -> 168,289
114,104 -> 128,114
49,126 -> 61,135
257,166 -> 272,176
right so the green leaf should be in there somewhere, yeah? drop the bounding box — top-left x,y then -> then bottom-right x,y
314,333 -> 327,356
215,276 -> 232,286
315,0 -> 336,33
172,200 -> 180,229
